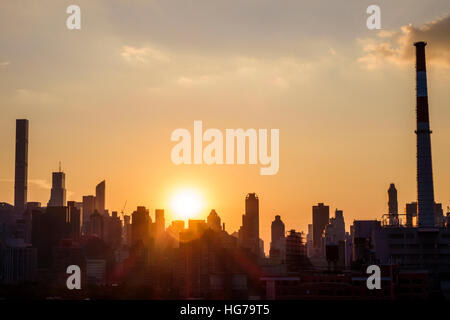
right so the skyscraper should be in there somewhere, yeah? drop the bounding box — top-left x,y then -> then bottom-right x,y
388,183 -> 398,225
239,193 -> 260,257
95,180 -> 105,214
67,201 -> 81,241
414,42 -> 435,227
14,119 -> 28,213
271,215 -> 285,246
269,215 -> 285,261
131,206 -> 151,246
47,171 -> 66,207
207,209 -> 221,232
312,203 -> 329,249
325,209 -> 345,244
155,209 -> 165,239
405,202 -> 417,227
82,195 -> 95,229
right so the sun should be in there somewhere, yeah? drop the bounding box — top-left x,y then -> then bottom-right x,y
170,188 -> 204,220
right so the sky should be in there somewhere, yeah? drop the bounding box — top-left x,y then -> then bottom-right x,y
1,1 -> 450,253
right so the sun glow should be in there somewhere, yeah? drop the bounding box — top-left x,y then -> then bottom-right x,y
170,189 -> 204,220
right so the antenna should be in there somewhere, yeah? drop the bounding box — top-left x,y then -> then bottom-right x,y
59,161 -> 61,172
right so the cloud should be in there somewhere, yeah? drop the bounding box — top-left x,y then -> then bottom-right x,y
0,61 -> 10,67
12,89 -> 57,106
0,178 -> 51,190
29,179 -> 52,190
358,13 -> 450,69
121,45 -> 169,64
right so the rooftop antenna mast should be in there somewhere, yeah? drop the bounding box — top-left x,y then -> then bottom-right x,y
59,161 -> 61,172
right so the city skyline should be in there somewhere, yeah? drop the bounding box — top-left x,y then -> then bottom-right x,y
1,1 -> 450,254
2,1 -> 450,302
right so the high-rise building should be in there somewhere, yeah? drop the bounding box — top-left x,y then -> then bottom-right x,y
88,211 -> 104,239
123,215 -> 132,246
405,202 -> 417,227
269,215 -> 285,261
1,247 -> 37,283
82,195 -> 95,231
325,209 -> 345,244
155,209 -> 165,233
131,206 -> 151,246
239,193 -> 260,257
67,201 -> 82,241
414,42 -> 436,227
166,220 -> 185,248
324,209 -> 346,269
32,206 -> 69,268
435,203 -> 444,227
105,211 -> 122,248
14,119 -> 28,214
388,183 -> 398,225
285,230 -> 308,272
312,203 -> 329,249
47,171 -> 66,207
207,209 -> 221,232
95,180 -> 106,214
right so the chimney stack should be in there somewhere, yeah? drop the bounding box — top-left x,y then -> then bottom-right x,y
414,41 -> 435,227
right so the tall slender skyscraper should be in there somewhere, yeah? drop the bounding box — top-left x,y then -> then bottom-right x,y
312,203 -> 329,248
271,215 -> 285,246
239,193 -> 260,256
82,195 -> 95,226
95,180 -> 105,214
388,183 -> 398,225
14,119 -> 28,213
155,209 -> 165,238
47,171 -> 66,207
270,215 -> 285,260
414,42 -> 435,227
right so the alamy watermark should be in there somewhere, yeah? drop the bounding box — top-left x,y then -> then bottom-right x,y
66,264 -> 81,290
170,121 -> 279,175
366,5 -> 381,30
366,265 -> 381,289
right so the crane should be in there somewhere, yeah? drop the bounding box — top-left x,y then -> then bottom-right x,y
121,200 -> 127,219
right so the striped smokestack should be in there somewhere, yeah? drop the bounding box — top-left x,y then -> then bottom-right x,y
414,41 -> 435,227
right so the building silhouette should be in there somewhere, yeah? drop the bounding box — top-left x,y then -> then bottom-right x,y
388,183 -> 398,225
312,203 -> 329,249
82,195 -> 95,232
47,171 -> 66,207
131,206 -> 151,246
67,201 -> 81,241
324,209 -> 346,269
88,211 -> 104,239
239,193 -> 260,257
207,209 -> 221,232
95,180 -> 106,215
105,211 -> 122,249
269,215 -> 285,262
155,209 -> 165,241
405,202 -> 417,227
14,119 -> 28,214
285,230 -> 307,272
